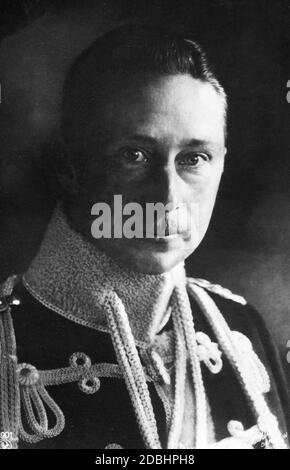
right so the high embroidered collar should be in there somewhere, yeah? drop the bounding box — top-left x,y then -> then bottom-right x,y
23,206 -> 186,347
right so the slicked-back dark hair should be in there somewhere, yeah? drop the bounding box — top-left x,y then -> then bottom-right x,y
61,24 -> 227,178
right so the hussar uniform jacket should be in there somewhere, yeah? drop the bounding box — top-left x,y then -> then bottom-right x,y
0,208 -> 289,449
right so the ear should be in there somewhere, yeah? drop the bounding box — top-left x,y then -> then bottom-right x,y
54,137 -> 80,196
221,147 -> 227,174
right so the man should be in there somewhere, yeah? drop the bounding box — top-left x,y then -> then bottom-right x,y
0,24 -> 289,449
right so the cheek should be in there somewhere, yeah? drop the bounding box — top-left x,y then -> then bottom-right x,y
81,171 -> 122,206
84,162 -> 144,205
186,173 -> 222,234
187,171 -> 221,204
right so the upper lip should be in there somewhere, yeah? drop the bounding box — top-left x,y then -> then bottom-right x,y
152,233 -> 181,240
132,211 -> 191,238
134,228 -> 189,239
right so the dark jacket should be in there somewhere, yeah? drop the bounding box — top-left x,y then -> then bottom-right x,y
1,278 -> 289,449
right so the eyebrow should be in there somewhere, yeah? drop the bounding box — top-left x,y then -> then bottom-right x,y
105,133 -> 220,149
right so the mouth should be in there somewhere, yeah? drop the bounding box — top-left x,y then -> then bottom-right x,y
143,216 -> 191,238
132,229 -> 191,247
133,228 -> 188,239
153,233 -> 180,241
133,220 -> 192,240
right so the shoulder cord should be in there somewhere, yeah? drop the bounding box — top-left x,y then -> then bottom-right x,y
18,384 -> 65,444
0,275 -> 21,448
173,282 -> 208,448
187,281 -> 287,449
166,295 -> 187,448
0,276 -> 66,446
104,292 -> 162,449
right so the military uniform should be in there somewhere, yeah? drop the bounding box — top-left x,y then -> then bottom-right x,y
0,207 -> 289,449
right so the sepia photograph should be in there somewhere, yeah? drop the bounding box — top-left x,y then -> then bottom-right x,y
0,0 -> 289,455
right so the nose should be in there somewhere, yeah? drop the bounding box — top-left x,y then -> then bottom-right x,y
154,163 -> 181,210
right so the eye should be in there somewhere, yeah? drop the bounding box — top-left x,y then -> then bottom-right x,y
120,148 -> 150,165
178,152 -> 209,169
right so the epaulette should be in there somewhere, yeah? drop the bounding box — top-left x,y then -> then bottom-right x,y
187,277 -> 247,305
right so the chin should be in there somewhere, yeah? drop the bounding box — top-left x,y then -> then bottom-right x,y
115,247 -> 189,275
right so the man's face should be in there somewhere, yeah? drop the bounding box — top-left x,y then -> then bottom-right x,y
67,73 -> 226,274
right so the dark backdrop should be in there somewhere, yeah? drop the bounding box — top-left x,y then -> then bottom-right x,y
0,1 -> 289,367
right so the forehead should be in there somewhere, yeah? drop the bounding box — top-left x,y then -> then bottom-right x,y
92,73 -> 226,147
